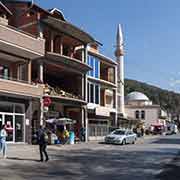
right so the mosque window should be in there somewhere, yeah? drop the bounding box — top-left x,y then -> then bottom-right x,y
135,110 -> 140,119
141,110 -> 145,119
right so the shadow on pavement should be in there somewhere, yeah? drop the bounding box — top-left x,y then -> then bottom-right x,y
151,137 -> 180,145
7,157 -> 39,162
2,147 -> 179,180
156,152 -> 180,180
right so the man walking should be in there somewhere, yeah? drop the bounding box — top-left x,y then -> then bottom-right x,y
37,125 -> 49,162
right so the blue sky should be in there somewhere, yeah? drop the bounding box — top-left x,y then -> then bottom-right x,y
35,0 -> 180,92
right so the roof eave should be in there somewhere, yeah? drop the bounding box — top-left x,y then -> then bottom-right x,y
42,16 -> 96,44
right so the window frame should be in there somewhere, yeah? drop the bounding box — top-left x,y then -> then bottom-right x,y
141,110 -> 145,120
88,82 -> 100,105
135,110 -> 140,119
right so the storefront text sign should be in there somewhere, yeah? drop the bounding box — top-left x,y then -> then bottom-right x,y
95,107 -> 110,117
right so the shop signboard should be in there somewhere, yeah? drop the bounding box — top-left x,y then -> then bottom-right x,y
95,107 -> 110,117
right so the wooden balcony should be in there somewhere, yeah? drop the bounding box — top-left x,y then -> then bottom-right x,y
45,52 -> 92,74
0,24 -> 45,59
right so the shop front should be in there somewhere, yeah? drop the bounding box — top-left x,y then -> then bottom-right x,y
0,93 -> 42,144
87,106 -> 116,141
0,101 -> 25,143
43,96 -> 87,144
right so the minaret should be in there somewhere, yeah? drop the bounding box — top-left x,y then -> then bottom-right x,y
115,24 -> 125,115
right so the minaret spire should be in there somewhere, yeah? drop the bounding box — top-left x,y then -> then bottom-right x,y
117,24 -> 123,48
115,24 -> 124,57
115,24 -> 125,116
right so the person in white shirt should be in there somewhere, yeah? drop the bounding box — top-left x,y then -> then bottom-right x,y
0,124 -> 7,158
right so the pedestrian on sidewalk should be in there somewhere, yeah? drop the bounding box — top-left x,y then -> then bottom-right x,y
0,124 -> 7,158
37,125 -> 49,162
141,127 -> 144,137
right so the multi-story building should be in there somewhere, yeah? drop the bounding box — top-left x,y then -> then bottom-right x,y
87,43 -> 117,140
1,0 -> 123,143
2,0 -> 96,143
0,1 -> 45,143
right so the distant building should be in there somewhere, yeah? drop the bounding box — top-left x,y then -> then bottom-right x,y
125,91 -> 167,129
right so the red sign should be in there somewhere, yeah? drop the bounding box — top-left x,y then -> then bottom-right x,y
43,97 -> 52,107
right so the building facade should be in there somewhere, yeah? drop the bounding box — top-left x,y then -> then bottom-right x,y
0,1 -> 124,143
87,44 -> 117,140
125,92 -> 167,129
1,0 -> 98,143
0,1 -> 45,143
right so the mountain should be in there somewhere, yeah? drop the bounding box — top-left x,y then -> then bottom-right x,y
124,79 -> 180,116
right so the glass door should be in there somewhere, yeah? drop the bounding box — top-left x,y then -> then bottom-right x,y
4,115 -> 14,142
15,115 -> 24,142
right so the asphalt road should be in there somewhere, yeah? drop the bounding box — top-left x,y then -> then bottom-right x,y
1,135 -> 180,180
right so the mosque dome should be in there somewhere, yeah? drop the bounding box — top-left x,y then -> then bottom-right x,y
126,91 -> 149,102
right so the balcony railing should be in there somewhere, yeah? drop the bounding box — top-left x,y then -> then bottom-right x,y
0,76 -> 43,97
0,24 -> 45,57
43,84 -> 82,100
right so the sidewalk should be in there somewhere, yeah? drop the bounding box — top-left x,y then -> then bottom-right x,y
1,134 -> 161,158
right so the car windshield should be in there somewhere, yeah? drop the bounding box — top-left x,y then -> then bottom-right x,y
112,130 -> 125,135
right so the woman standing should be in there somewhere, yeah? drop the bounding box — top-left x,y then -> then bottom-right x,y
0,125 -> 7,158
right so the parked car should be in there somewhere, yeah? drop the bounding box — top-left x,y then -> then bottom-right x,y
105,129 -> 137,145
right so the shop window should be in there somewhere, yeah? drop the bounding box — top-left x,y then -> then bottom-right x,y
15,104 -> 25,114
135,110 -> 140,119
63,45 -> 69,56
94,58 -> 99,78
87,55 -> 100,78
89,56 -> 94,77
90,84 -> 94,103
106,96 -> 112,105
0,65 -> 9,80
18,63 -> 26,81
87,83 -> 90,103
88,82 -> 100,104
108,68 -> 114,83
141,110 -> 145,119
95,85 -> 100,104
0,103 -> 13,113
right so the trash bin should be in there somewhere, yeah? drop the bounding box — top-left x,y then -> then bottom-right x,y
69,131 -> 75,145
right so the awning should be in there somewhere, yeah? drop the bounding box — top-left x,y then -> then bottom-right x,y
46,118 -> 76,125
47,95 -> 87,106
42,16 -> 96,44
45,52 -> 92,74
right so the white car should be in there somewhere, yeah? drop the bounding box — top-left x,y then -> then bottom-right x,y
105,129 -> 137,145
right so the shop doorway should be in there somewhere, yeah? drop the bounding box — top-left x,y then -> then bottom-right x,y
0,113 -> 25,143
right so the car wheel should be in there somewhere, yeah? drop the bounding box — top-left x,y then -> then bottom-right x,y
122,139 -> 126,145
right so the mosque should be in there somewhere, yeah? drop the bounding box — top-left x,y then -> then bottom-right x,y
125,91 -> 167,129
115,25 -> 168,130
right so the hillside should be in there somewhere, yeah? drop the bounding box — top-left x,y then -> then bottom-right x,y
124,79 -> 180,116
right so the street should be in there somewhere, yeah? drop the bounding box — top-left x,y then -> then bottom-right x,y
0,135 -> 180,180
